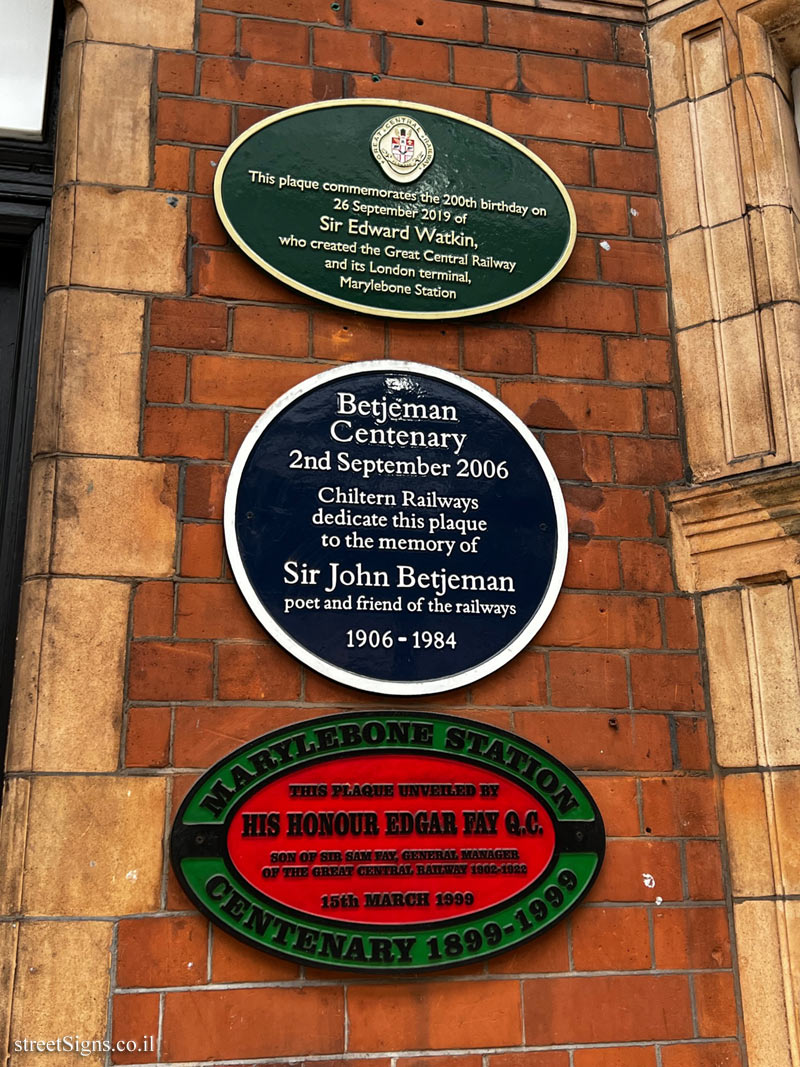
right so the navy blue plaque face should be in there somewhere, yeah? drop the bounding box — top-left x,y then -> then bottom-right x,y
225,362 -> 567,695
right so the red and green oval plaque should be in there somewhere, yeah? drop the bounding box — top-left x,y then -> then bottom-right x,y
214,99 -> 576,319
171,712 -> 605,972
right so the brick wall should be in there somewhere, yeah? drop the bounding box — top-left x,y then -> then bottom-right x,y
115,0 -> 741,1063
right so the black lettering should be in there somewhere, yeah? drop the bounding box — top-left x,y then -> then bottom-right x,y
344,936 -> 367,962
205,874 -> 230,900
393,937 -> 415,962
272,917 -> 297,945
536,768 -> 559,792
199,779 -> 235,817
220,890 -> 249,920
315,726 -> 340,750
410,722 -> 434,745
243,905 -> 271,936
271,736 -> 294,764
319,931 -> 346,959
230,763 -> 256,790
465,729 -> 487,755
368,937 -> 393,962
294,926 -> 320,953
552,784 -> 580,814
386,720 -> 410,744
249,748 -> 275,774
339,722 -> 362,747
444,726 -> 465,750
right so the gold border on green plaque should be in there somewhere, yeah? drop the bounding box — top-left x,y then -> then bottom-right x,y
214,99 -> 577,320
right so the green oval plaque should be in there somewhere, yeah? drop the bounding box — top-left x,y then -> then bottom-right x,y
214,99 -> 576,319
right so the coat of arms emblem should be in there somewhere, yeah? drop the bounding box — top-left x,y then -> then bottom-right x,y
371,115 -> 434,183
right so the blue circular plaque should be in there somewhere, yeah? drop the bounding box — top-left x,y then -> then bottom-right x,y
225,362 -> 567,694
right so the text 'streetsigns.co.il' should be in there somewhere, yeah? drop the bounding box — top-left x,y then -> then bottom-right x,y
225,362 -> 567,695
171,712 -> 605,973
214,99 -> 576,318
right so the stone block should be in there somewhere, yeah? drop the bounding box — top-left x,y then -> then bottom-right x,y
668,229 -> 713,329
7,579 -> 129,773
82,0 -> 195,49
9,922 -> 113,1067
22,777 -> 166,915
78,44 -> 151,187
703,590 -> 759,767
51,458 -> 178,578
734,901 -> 794,1067
71,187 -> 186,294
723,773 -> 774,897
655,103 -> 701,236
0,777 -> 31,913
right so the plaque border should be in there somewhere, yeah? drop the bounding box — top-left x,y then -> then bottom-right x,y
213,97 -> 577,320
224,360 -> 568,696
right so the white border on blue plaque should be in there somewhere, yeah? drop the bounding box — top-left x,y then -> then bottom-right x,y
224,361 -> 567,695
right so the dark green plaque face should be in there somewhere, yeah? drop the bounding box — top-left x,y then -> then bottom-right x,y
214,100 -> 576,319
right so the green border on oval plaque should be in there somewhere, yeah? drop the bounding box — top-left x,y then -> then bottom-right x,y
171,711 -> 605,973
214,99 -> 577,319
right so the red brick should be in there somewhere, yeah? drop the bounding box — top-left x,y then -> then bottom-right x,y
595,148 -> 658,193
489,9 -> 614,59
600,239 -> 666,286
617,24 -> 647,64
352,75 -> 486,122
470,647 -> 547,706
348,981 -> 522,1051
313,27 -> 380,72
176,582 -> 261,639
125,706 -> 171,768
181,522 -> 224,578
574,1050 -> 656,1067
454,46 -> 518,90
400,1058 -> 482,1067
550,651 -> 628,707
675,717 -> 710,770
158,52 -> 196,94
173,706 -> 311,766
184,463 -> 229,519
631,653 -> 704,711
162,988 -> 344,1060
198,12 -> 236,54
564,485 -> 652,537
118,916 -> 208,987
648,387 -> 678,434
200,59 -> 338,108
133,582 -> 173,638
665,597 -> 698,649
537,332 -> 604,379
516,711 -> 672,772
631,194 -> 662,236
615,438 -> 683,484
385,36 -> 450,81
217,642 -> 302,700
194,248 -> 304,302
543,433 -> 613,482
624,107 -> 655,148
563,537 -> 620,589
228,411 -> 259,457
642,776 -> 718,837
653,905 -> 730,969
204,0 -> 344,19
191,356 -> 320,408
193,148 -> 223,195
190,198 -> 228,246
587,776 -> 640,836
312,311 -> 385,361
570,189 -> 630,235
620,540 -> 673,592
154,144 -> 190,191
503,380 -> 642,432
638,288 -> 670,335
241,19 -> 309,63
143,407 -> 225,460
232,304 -> 309,356
129,641 -> 213,700
608,337 -> 671,383
695,972 -> 739,1036
559,236 -> 597,281
686,840 -> 724,899
493,95 -> 619,145
661,1045 -> 742,1067
146,352 -> 187,403
486,924 -> 569,975
572,906 -> 650,969
157,98 -> 231,145
463,327 -> 532,374
520,54 -> 584,98
235,104 -> 279,134
527,140 -> 590,186
489,1055 -> 569,1067
388,322 -> 460,368
588,63 -> 649,106
589,839 -> 683,902
212,929 -> 300,981
506,282 -> 637,333
524,974 -> 692,1043
351,0 -> 484,42
111,994 -> 159,1065
151,299 -> 228,351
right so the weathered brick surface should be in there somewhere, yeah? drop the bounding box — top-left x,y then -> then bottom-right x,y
100,4 -> 742,1067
